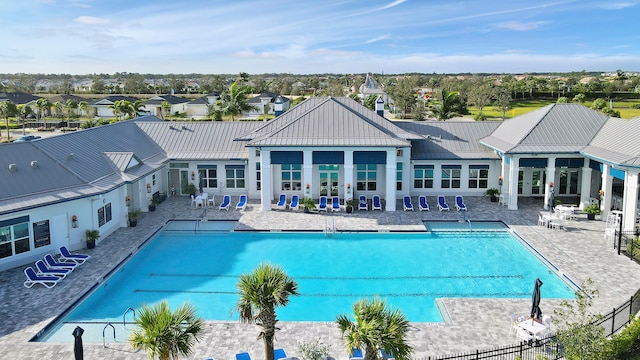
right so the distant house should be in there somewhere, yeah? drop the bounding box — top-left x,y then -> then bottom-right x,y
143,95 -> 189,117
0,92 -> 42,107
359,73 -> 388,103
90,95 -> 137,118
186,92 -> 221,119
49,94 -> 91,117
243,93 -> 290,118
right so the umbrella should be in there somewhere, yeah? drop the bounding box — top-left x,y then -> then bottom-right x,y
72,326 -> 84,360
530,278 -> 543,320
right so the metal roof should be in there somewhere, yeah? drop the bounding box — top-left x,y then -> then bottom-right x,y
396,121 -> 501,160
480,103 -> 609,154
581,117 -> 640,168
144,95 -> 189,105
244,97 -> 413,147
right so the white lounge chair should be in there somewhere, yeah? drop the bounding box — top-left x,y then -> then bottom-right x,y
219,195 -> 231,210
418,195 -> 429,211
455,195 -> 467,211
276,193 -> 287,210
318,196 -> 328,212
403,196 -> 414,211
331,196 -> 341,212
24,267 -> 60,288
59,246 -> 90,265
372,195 -> 382,210
437,195 -> 450,211
236,194 -> 247,210
358,195 -> 368,210
289,195 -> 299,211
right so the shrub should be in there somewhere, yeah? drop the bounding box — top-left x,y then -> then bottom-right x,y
607,315 -> 640,357
298,339 -> 329,360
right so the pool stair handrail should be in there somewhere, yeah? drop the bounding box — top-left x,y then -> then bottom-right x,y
103,322 -> 116,347
324,216 -> 336,236
123,307 -> 136,328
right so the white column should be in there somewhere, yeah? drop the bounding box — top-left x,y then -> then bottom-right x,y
508,157 -> 519,210
544,157 -> 556,210
580,165 -> 592,208
601,164 -> 613,219
622,172 -> 639,231
500,155 -> 508,195
260,150 -> 272,211
385,150 -> 397,211
344,150 -> 354,202
303,150 -> 313,198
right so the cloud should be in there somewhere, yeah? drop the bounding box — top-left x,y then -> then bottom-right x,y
497,21 -> 547,31
365,35 -> 390,44
379,0 -> 408,10
74,16 -> 111,25
599,2 -> 635,10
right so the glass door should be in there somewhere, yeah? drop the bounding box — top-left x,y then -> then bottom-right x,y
319,165 -> 340,197
530,170 -> 546,196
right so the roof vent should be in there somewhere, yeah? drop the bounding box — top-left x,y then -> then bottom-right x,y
169,125 -> 176,130
8,164 -> 16,172
30,161 -> 38,168
67,153 -> 74,160
181,125 -> 188,130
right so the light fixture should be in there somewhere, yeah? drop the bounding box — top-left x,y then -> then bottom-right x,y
146,183 -> 151,193
347,183 -> 351,194
126,195 -> 131,207
498,176 -> 503,186
71,215 -> 78,228
305,183 -> 310,194
191,171 -> 195,180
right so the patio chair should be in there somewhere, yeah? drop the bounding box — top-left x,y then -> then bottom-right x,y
418,195 -> 429,211
372,195 -> 382,210
358,195 -> 368,210
219,195 -> 231,210
455,195 -> 467,211
236,352 -> 251,360
276,193 -> 287,210
35,260 -> 70,278
59,246 -> 90,265
44,254 -> 78,271
274,349 -> 287,360
318,196 -> 328,212
349,348 -> 364,360
331,196 -> 341,212
24,267 -> 61,288
236,194 -> 247,210
437,195 -> 450,211
207,195 -> 216,207
289,195 -> 299,211
403,196 -> 414,211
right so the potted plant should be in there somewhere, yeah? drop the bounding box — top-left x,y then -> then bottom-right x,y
148,198 -> 159,211
128,210 -> 141,227
484,188 -> 500,202
301,197 -> 317,213
85,229 -> 100,249
345,198 -> 356,213
183,183 -> 197,197
583,203 -> 601,220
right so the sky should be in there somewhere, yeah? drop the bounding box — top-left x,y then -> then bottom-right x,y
2,0 -> 640,75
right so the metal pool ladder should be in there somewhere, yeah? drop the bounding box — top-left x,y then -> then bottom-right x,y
324,215 -> 336,236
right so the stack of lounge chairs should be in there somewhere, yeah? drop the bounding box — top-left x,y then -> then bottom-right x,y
23,247 -> 90,288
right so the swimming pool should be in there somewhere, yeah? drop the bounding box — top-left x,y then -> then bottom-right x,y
38,222 -> 575,342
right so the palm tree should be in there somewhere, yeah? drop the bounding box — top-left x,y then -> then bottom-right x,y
132,99 -> 145,117
35,97 -> 52,120
217,82 -> 258,120
128,300 -> 204,360
64,99 -> 78,120
0,100 -> 17,140
237,262 -> 299,360
160,101 -> 171,120
337,297 -> 413,360
431,89 -> 460,121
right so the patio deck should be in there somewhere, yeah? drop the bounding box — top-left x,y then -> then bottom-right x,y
1,196 -> 639,359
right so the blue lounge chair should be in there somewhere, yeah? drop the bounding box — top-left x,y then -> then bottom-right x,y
236,352 -> 251,360
236,194 -> 247,210
274,349 -> 287,360
289,195 -> 299,211
44,254 -> 77,271
350,348 -> 364,360
403,196 -> 414,211
358,195 -> 368,210
331,196 -> 341,212
380,349 -> 395,360
455,195 -> 467,211
318,196 -> 328,212
437,195 -> 450,211
219,195 -> 231,210
35,260 -> 69,278
418,195 -> 429,211
372,195 -> 382,210
24,267 -> 60,288
59,246 -> 90,265
276,193 -> 287,210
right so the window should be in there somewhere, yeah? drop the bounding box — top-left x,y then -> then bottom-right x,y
98,203 -> 112,227
198,166 -> 217,188
414,165 -> 434,189
356,164 -> 377,191
169,162 -> 189,168
0,216 -> 30,259
256,162 -> 261,191
281,164 -> 301,191
396,163 -> 403,191
226,165 -> 245,189
468,165 -> 489,189
33,220 -> 51,249
441,165 -> 461,189
152,174 -> 156,186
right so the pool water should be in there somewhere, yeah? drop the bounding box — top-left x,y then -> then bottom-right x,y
39,227 -> 575,342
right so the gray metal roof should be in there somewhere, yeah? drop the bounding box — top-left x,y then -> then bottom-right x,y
396,121 -> 501,160
136,121 -> 261,160
480,103 -> 609,154
582,117 -> 640,168
144,95 -> 189,105
244,97 -> 414,147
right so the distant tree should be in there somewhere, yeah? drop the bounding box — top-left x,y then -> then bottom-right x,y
348,93 -> 362,104
387,77 -> 417,119
467,79 -> 494,120
280,81 -> 292,95
590,98 -> 607,110
64,99 -> 78,119
160,101 -> 171,120
216,82 -> 257,120
411,99 -> 427,121
238,72 -> 250,85
557,97 -> 568,103
572,93 -> 586,103
494,88 -> 512,120
92,78 -> 106,94
0,101 -> 17,140
16,104 -> 32,135
600,107 -> 620,117
132,99 -> 145,117
365,95 -> 378,110
35,97 -> 52,119
53,101 -> 64,119
430,89 -> 460,121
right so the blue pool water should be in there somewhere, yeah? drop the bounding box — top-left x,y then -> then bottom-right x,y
39,225 -> 575,342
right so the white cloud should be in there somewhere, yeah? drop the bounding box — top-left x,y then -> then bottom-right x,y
497,21 -> 547,31
599,2 -> 636,10
366,35 -> 390,44
74,16 -> 110,25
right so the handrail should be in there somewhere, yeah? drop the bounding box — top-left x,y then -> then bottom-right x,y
123,307 -> 136,328
102,322 -> 116,348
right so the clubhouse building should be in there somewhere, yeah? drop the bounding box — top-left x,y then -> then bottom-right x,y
1,96 -> 638,271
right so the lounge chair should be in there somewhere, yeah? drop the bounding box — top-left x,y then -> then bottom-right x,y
350,348 -> 364,360
236,352 -> 251,360
372,195 -> 382,210
403,196 -> 414,211
437,195 -> 450,211
44,254 -> 77,271
380,349 -> 395,360
276,193 -> 287,210
236,194 -> 247,210
289,195 -> 299,211
274,349 -> 287,360
24,267 -> 60,288
331,196 -> 341,212
358,195 -> 368,210
455,195 -> 467,211
318,196 -> 328,212
418,195 -> 429,211
59,246 -> 90,265
35,260 -> 70,278
219,195 -> 231,210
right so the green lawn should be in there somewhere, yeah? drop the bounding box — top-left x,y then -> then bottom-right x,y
468,100 -> 640,120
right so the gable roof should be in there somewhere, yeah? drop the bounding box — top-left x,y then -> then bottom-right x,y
48,94 -> 89,104
242,97 -> 416,147
397,121 -> 501,160
90,95 -> 137,105
582,117 -> 640,168
359,74 -> 385,95
248,92 -> 284,104
480,103 -> 609,154
0,92 -> 41,105
144,94 -> 189,105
